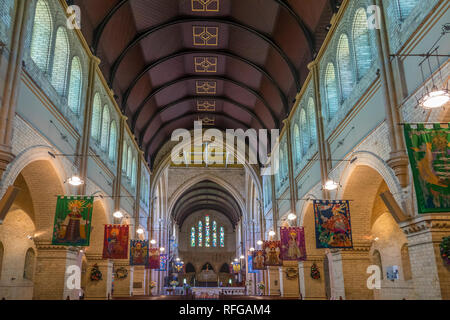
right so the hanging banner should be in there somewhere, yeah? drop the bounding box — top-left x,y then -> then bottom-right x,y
102,225 -> 129,259
280,226 -> 307,261
247,255 -> 256,273
130,240 -> 149,266
263,240 -> 282,266
231,262 -> 241,274
404,123 -> 450,213
252,250 -> 266,270
159,254 -> 168,271
147,248 -> 160,269
174,261 -> 184,273
52,196 -> 94,246
313,200 -> 353,249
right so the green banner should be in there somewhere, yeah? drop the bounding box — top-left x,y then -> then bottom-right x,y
52,196 -> 94,246
404,124 -> 450,213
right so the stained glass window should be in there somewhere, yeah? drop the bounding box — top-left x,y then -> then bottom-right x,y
220,227 -> 224,247
191,227 -> 195,247
205,215 -> 210,247
198,221 -> 203,247
212,221 -> 217,247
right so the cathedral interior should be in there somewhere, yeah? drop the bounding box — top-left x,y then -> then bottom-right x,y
0,0 -> 449,301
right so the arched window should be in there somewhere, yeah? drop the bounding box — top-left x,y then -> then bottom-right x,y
51,27 -> 70,95
190,227 -> 196,247
67,56 -> 82,114
30,0 -> 52,71
131,157 -> 137,187
0,241 -> 3,280
307,98 -> 317,144
300,108 -> 309,154
122,141 -> 128,173
212,221 -> 217,247
205,215 -> 210,247
198,220 -> 203,247
100,106 -> 110,151
91,94 -> 101,141
293,123 -> 301,164
279,148 -> 285,182
396,0 -> 419,21
401,244 -> 412,280
108,120 -> 117,161
337,34 -> 354,100
220,226 -> 224,247
23,248 -> 35,281
324,63 -> 338,121
372,250 -> 383,280
352,9 -> 372,79
127,146 -> 132,178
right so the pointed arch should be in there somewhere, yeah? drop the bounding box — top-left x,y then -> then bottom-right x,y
293,123 -> 301,164
108,120 -> 117,161
131,157 -> 137,187
122,141 -> 128,173
30,0 -> 52,71
51,27 -> 70,95
100,106 -> 110,150
324,63 -> 338,121
68,56 -> 83,114
91,94 -> 101,141
127,146 -> 132,178
352,8 -> 372,79
337,34 -> 354,100
23,248 -> 36,281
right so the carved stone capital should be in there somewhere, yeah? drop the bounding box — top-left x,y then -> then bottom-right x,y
386,151 -> 410,188
400,214 -> 450,236
0,144 -> 15,179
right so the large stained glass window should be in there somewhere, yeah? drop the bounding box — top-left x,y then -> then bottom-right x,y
220,227 -> 224,247
191,215 -> 224,248
212,221 -> 217,247
198,221 -> 203,247
205,215 -> 210,247
190,227 -> 196,247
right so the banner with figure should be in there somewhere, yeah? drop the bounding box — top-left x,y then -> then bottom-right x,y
102,225 -> 129,259
313,200 -> 353,249
280,227 -> 307,261
404,123 -> 450,213
52,196 -> 94,246
147,248 -> 160,269
252,250 -> 265,270
263,241 -> 282,266
159,254 -> 168,271
130,240 -> 149,266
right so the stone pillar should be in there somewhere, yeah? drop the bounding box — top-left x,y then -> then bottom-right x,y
0,0 -> 32,179
267,266 -> 280,295
333,243 -> 373,300
279,261 -> 300,298
33,243 -> 80,300
133,265 -> 146,296
112,261 -> 134,298
84,254 -> 113,300
299,259 -> 327,300
400,215 -> 450,300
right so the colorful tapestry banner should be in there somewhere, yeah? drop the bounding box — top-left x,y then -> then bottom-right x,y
263,241 -> 282,266
248,255 -> 257,273
280,227 -> 307,261
313,200 -> 353,249
147,248 -> 160,269
52,196 -> 94,246
159,254 -> 168,271
130,240 -> 149,266
102,225 -> 129,259
231,262 -> 241,274
174,261 -> 184,273
252,250 -> 266,270
404,124 -> 450,213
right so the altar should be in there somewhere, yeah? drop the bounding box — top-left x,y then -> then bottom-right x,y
191,287 -> 246,299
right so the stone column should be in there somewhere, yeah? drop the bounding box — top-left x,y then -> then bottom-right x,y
84,254 -> 113,300
112,261 -> 134,298
332,243 -> 373,300
33,242 -> 80,300
400,215 -> 450,300
299,258 -> 327,300
279,260 -> 300,298
133,265 -> 146,296
0,0 -> 32,179
267,266 -> 280,295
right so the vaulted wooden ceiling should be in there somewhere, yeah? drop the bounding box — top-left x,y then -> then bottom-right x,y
74,0 -> 338,167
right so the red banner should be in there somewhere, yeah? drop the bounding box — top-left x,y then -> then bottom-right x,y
102,225 -> 129,259
147,248 -> 160,269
